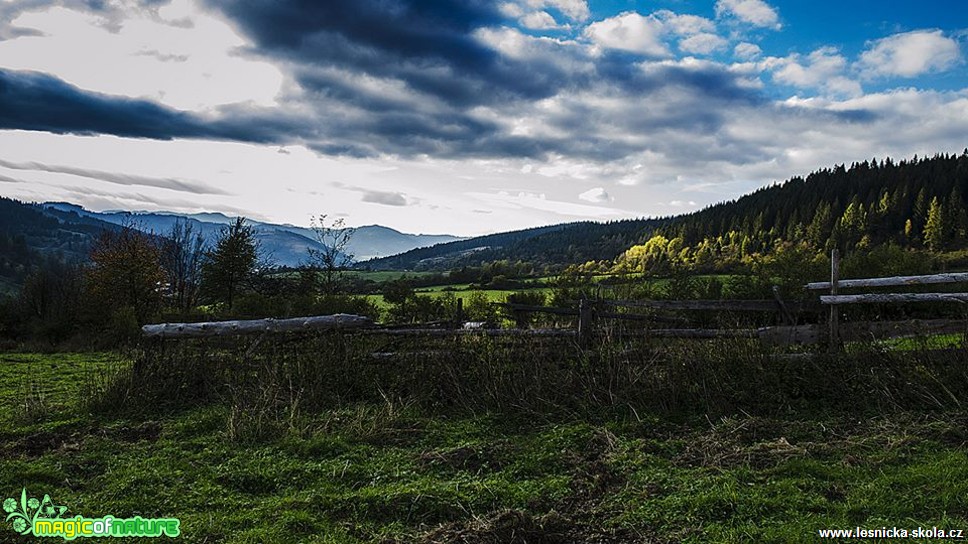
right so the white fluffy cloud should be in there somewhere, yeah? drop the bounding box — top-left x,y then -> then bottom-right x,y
520,11 -> 562,30
715,0 -> 781,30
680,33 -> 728,55
770,47 -> 862,97
584,11 -> 670,57
734,42 -> 762,60
858,30 -> 962,78
654,11 -> 716,36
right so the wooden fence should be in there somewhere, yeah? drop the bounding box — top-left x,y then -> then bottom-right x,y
142,249 -> 968,352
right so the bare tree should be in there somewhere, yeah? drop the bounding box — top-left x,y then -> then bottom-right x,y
160,219 -> 205,313
306,215 -> 355,295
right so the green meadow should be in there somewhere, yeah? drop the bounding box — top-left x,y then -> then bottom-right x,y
3,348 -> 968,543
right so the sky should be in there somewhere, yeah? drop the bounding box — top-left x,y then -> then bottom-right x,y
1,1 -> 967,236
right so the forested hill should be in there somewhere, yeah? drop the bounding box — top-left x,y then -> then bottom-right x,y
364,218 -> 667,271
0,197 -> 121,293
367,151 -> 968,272
645,151 -> 968,265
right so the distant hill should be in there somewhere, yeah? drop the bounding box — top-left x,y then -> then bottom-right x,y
41,204 -> 462,265
364,219 -> 666,271
0,197 -> 122,293
369,151 -> 968,272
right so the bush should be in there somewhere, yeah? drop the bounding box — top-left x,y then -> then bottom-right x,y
117,333 -> 968,423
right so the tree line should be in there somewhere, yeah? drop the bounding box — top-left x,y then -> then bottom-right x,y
0,215 -> 378,346
605,151 -> 968,278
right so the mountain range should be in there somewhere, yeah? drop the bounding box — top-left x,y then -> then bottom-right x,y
41,203 -> 461,265
3,150 -> 967,293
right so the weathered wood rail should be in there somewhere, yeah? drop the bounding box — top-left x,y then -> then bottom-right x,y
808,249 -> 968,351
806,272 -> 968,291
142,314 -> 373,338
142,252 -> 968,353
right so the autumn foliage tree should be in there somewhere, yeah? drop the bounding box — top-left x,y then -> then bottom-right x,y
86,225 -> 165,324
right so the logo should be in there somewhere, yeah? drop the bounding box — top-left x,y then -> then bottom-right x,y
3,488 -> 179,540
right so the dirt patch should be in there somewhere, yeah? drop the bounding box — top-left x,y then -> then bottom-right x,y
0,424 -> 88,457
102,421 -> 163,443
0,421 -> 161,458
419,508 -> 659,544
418,444 -> 506,474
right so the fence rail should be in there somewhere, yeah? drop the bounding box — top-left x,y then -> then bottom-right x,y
141,314 -> 373,338
806,272 -> 968,290
143,252 -> 968,352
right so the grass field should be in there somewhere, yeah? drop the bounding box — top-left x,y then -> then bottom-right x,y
364,287 -> 549,311
345,271 -> 444,283
2,350 -> 968,542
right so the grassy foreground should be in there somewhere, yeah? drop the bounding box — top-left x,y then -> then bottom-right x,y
2,352 -> 968,542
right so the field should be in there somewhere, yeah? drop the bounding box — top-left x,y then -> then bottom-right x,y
3,345 -> 968,542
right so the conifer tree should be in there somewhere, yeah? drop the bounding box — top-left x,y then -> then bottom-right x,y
923,197 -> 947,252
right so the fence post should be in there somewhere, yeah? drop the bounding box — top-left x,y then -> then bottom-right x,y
772,285 -> 795,326
829,248 -> 840,353
455,297 -> 464,327
578,298 -> 592,348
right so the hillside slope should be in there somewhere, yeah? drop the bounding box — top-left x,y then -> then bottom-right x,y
364,219 -> 666,271
368,152 -> 968,271
0,198 -> 122,293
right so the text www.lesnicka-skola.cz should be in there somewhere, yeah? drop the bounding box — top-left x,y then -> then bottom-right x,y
818,527 -> 964,539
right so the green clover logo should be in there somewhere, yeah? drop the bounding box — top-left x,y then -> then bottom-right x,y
4,488 -> 34,535
4,488 -> 68,536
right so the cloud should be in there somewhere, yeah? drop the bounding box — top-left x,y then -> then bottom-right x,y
858,30 -> 962,78
770,47 -> 862,97
0,68 -> 293,143
134,49 -> 189,63
0,173 -> 25,184
360,189 -> 408,206
578,187 -> 611,203
734,42 -> 762,60
520,11 -> 564,30
679,33 -> 728,55
584,12 -> 670,57
0,158 -> 231,195
471,190 -> 633,218
715,0 -> 781,30
0,2 -> 283,110
654,11 -> 716,37
5,0 -> 968,217
206,0 -> 509,107
524,0 -> 589,22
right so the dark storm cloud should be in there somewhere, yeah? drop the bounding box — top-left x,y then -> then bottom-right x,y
0,69 -> 294,143
1,0 -> 882,166
208,0 -> 577,106
210,0 -> 502,77
198,0 -> 790,160
0,158 -> 231,195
